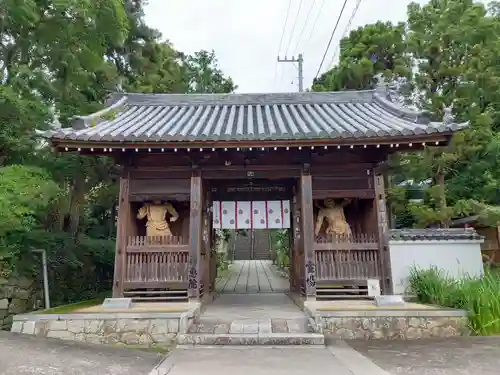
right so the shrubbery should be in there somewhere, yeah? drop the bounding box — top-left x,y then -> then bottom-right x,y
409,267 -> 500,335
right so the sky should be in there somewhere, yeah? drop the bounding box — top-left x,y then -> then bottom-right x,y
144,0 -> 428,93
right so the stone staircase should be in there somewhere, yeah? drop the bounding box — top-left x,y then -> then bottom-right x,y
233,230 -> 271,261
177,317 -> 324,346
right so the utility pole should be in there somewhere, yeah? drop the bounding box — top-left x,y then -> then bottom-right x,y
277,53 -> 304,92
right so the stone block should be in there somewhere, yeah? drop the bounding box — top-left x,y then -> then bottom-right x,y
11,321 -> 23,333
121,332 -> 140,345
102,298 -> 132,310
0,299 -> 8,310
150,320 -> 168,335
8,298 -> 28,314
12,276 -> 34,289
85,334 -> 104,344
167,319 -> 179,333
67,320 -> 85,334
139,333 -> 153,345
84,320 -> 103,334
102,333 -> 120,344
117,319 -> 149,333
242,322 -> 259,334
374,295 -> 404,306
0,309 -> 7,319
13,289 -> 30,300
46,330 -> 75,341
22,321 -> 36,335
75,333 -> 86,342
101,320 -> 117,335
151,333 -> 176,344
34,321 -> 48,337
48,320 -> 68,331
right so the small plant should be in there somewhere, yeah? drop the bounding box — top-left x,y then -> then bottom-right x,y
409,266 -> 500,335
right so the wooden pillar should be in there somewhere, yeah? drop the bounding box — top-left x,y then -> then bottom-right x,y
112,177 -> 130,298
188,171 -> 203,301
374,171 -> 392,294
300,164 -> 316,300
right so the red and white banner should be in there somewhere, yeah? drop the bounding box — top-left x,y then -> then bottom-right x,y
212,200 -> 291,230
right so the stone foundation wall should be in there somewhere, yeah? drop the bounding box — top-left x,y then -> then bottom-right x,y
1,276 -> 41,330
11,309 -> 198,347
314,310 -> 468,340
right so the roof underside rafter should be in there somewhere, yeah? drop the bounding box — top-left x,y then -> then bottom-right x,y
43,89 -> 469,151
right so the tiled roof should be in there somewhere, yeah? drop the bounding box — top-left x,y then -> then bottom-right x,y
389,228 -> 483,241
46,90 -> 469,144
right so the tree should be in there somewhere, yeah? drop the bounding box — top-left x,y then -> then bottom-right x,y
312,21 -> 411,92
184,50 -> 237,93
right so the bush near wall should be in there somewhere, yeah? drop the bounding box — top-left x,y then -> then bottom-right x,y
0,231 -> 114,329
409,267 -> 500,336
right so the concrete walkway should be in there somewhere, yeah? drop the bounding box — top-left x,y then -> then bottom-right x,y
215,260 -> 289,293
0,331 -> 162,375
4,331 -> 500,374
158,345 -> 359,375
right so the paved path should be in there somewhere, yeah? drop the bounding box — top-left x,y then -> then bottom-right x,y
215,260 -> 289,294
201,293 -> 305,320
0,331 -> 162,375
4,331 -> 500,374
159,346 -> 355,375
344,336 -> 500,375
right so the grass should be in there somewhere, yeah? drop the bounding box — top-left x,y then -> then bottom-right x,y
33,291 -> 111,314
408,267 -> 500,335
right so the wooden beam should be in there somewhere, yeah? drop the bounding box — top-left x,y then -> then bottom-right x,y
188,171 -> 203,301
374,173 -> 392,294
113,177 -> 130,297
300,164 -> 316,300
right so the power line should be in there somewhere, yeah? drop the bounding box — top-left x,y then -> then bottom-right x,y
327,0 -> 363,69
291,0 -> 317,56
277,0 -> 293,55
304,0 -> 326,46
284,0 -> 304,56
314,0 -> 349,80
275,0 -> 293,82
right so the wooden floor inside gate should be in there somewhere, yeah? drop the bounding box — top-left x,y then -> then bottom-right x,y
215,260 -> 289,294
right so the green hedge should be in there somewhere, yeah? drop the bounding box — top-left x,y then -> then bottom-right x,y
409,267 -> 500,336
19,230 -> 115,306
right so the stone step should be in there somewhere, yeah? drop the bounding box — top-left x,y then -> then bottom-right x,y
177,332 -> 325,346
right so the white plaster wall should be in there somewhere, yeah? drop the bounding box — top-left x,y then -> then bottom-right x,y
389,240 -> 484,295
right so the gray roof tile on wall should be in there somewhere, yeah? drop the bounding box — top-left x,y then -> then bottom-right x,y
47,90 -> 469,143
389,228 -> 483,241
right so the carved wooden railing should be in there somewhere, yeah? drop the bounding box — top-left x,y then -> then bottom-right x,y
125,236 -> 189,286
314,234 -> 380,281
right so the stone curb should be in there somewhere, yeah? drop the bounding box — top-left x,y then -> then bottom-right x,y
13,309 -> 197,322
176,333 -> 325,345
314,309 -> 467,317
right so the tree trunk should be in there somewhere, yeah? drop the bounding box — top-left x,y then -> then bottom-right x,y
68,174 -> 85,236
436,172 -> 448,228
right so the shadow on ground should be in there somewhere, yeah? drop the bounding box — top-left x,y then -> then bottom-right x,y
0,331 -> 163,375
341,336 -> 500,375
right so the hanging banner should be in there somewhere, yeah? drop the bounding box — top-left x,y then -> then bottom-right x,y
236,201 -> 251,229
212,200 -> 291,229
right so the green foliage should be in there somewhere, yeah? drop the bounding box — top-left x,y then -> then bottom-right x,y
271,230 -> 290,270
316,0 -> 500,228
313,21 -> 411,92
0,0 -> 236,315
409,267 -> 500,335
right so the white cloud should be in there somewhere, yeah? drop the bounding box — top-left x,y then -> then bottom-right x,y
144,0 -> 428,93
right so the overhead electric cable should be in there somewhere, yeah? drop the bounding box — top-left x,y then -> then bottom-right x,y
314,0 -> 349,79
291,0 -> 317,56
304,0 -> 326,46
327,0 -> 363,69
275,0 -> 293,82
283,0 -> 304,56
277,0 -> 293,55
